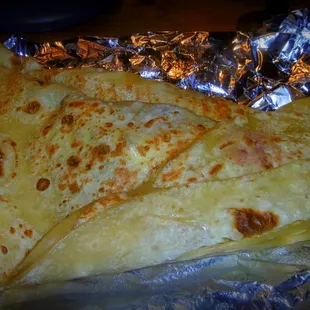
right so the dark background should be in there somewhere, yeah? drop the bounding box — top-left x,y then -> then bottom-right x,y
0,0 -> 309,41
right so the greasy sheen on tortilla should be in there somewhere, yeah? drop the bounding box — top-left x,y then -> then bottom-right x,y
0,45 -> 310,287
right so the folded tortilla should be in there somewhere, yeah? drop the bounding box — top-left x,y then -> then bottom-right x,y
0,44 -> 255,121
0,45 -> 310,287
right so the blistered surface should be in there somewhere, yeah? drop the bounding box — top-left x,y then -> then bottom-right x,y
1,8 -> 310,310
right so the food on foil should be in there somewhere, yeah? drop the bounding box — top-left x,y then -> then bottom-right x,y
26,68 -> 254,121
0,44 -> 310,287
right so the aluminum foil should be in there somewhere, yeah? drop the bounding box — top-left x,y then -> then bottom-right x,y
4,9 -> 310,111
2,242 -> 310,309
1,8 -> 310,310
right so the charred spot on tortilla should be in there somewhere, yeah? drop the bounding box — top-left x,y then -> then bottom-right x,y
43,125 -> 52,136
1,245 -> 8,255
24,229 -> 33,238
61,114 -> 74,125
197,124 -> 206,131
9,227 -> 16,234
162,133 -> 171,142
67,156 -> 81,168
69,181 -> 80,194
23,101 -> 41,114
229,208 -> 279,237
209,164 -> 223,176
36,178 -> 50,191
219,141 -> 234,150
92,144 -> 111,160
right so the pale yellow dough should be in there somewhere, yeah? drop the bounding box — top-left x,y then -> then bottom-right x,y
0,44 -> 310,287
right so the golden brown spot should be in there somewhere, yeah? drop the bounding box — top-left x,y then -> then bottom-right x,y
162,169 -> 182,182
18,224 -> 23,229
36,178 -> 50,191
147,136 -> 161,150
93,144 -> 111,161
24,229 -> 33,238
120,159 -> 126,165
23,101 -> 41,114
46,144 -> 58,156
144,117 -> 167,128
106,122 -> 113,128
126,84 -> 133,92
202,102 -> 211,116
99,165 -> 105,170
56,163 -> 61,168
24,249 -> 31,257
43,125 -> 52,136
111,139 -> 127,157
67,156 -> 81,168
69,182 -> 80,194
295,112 -> 303,117
209,164 -> 223,176
162,133 -> 171,143
170,129 -> 181,135
215,101 -> 232,120
85,163 -> 92,171
229,208 -> 279,237
254,143 -> 273,170
271,136 -> 284,143
58,184 -> 66,191
1,245 -> 8,255
179,207 -> 184,213
0,150 -> 4,177
79,207 -> 98,220
69,101 -> 85,108
197,124 -> 206,131
98,193 -> 127,208
187,177 -> 197,183
127,122 -> 134,128
114,168 -> 131,186
137,146 -> 146,156
219,141 -> 234,150
0,195 -> 8,202
97,107 -> 106,114
235,108 -> 245,115
75,75 -> 86,88
9,227 -> 15,234
61,114 -> 74,125
71,141 -> 81,148
243,136 -> 255,147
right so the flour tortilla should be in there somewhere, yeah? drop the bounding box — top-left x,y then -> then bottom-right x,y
0,44 -> 310,287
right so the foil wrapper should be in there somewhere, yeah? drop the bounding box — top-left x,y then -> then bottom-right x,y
1,8 -> 310,310
4,9 -> 310,111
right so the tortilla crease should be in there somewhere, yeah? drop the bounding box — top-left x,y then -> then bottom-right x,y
0,44 -> 310,287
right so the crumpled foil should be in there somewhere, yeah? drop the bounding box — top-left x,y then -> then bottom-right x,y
1,8 -> 310,310
4,9 -> 310,111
